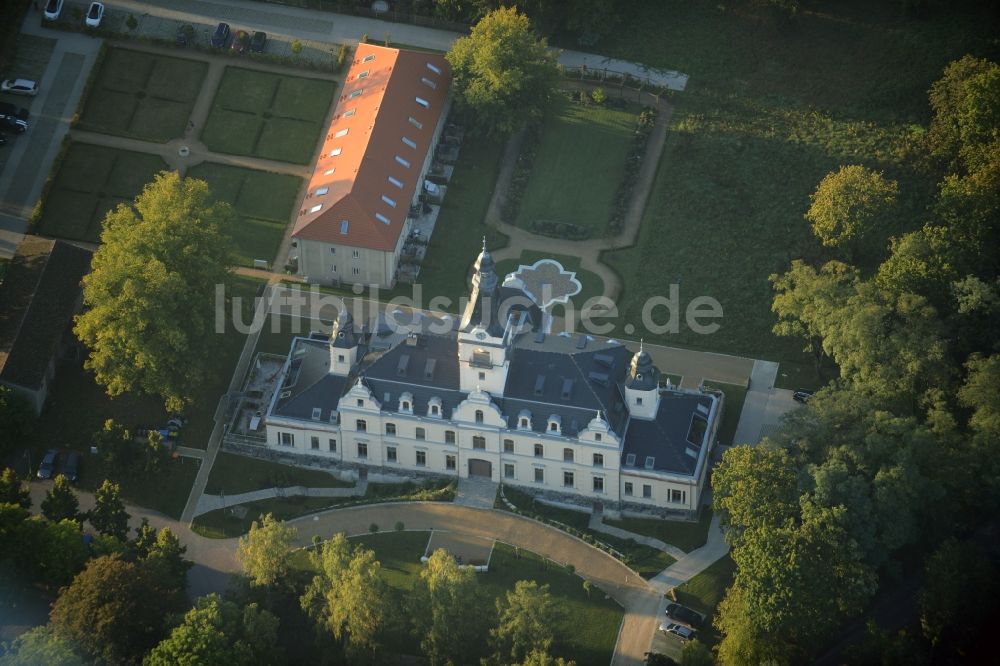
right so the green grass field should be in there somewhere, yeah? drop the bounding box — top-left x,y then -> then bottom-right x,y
501,486 -> 675,578
495,249 -> 606,307
35,143 -> 168,242
593,0 -> 995,387
672,553 -> 737,647
185,162 -> 303,266
410,133 -> 510,307
201,67 -> 335,164
516,95 -> 638,234
205,452 -> 354,495
292,532 -> 623,664
77,47 -> 207,141
606,508 -> 714,554
706,382 -> 748,447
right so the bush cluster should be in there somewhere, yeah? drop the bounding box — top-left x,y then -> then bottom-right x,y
500,122 -> 541,225
607,106 -> 657,235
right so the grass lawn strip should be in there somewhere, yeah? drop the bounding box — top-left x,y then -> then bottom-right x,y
35,143 -> 168,243
200,66 -> 334,165
704,381 -> 748,447
190,478 -> 455,538
185,162 -> 303,266
671,553 -> 736,648
292,532 -> 622,664
77,46 -> 207,142
515,95 -> 637,235
410,133 -> 509,305
605,508 -> 714,553
205,451 -> 354,495
501,486 -> 675,578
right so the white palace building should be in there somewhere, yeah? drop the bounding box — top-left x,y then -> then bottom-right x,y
262,245 -> 723,518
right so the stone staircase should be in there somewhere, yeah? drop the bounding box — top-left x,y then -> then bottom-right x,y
454,476 -> 499,510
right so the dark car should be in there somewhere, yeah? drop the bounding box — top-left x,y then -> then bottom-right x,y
0,116 -> 26,134
210,22 -> 230,48
37,449 -> 59,479
792,389 -> 814,404
250,31 -> 266,53
59,451 -> 82,483
231,30 -> 250,54
665,603 -> 704,629
0,102 -> 28,133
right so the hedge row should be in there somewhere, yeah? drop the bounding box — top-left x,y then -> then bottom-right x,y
607,106 -> 657,236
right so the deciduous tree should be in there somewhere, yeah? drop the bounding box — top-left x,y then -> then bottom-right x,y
0,625 -> 85,666
73,171 -> 235,412
447,6 -> 560,137
144,594 -> 282,666
300,533 -> 389,659
0,467 -> 30,509
805,165 -> 898,256
412,548 -> 486,666
237,513 -> 296,588
89,480 -> 130,540
490,580 -> 557,664
50,555 -> 183,664
41,475 -> 80,524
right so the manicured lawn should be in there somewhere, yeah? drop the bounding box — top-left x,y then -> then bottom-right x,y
516,95 -> 638,235
76,455 -> 201,520
672,554 -> 737,648
205,451 -> 354,495
595,0 -> 993,382
77,47 -> 207,141
200,67 -> 335,164
606,508 -> 714,554
501,486 -> 675,578
185,162 -> 303,266
35,142 -> 168,242
705,381 -> 748,447
495,249 -> 606,308
410,133 -> 509,306
293,533 -> 623,665
191,479 -> 455,538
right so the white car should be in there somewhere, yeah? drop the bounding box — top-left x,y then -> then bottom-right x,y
1,79 -> 39,96
659,622 -> 696,641
43,0 -> 64,21
85,2 -> 104,28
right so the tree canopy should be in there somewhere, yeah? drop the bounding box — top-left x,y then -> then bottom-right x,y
145,594 -> 282,666
73,171 -> 235,412
41,475 -> 80,524
300,533 -> 389,659
446,6 -> 561,137
0,626 -> 85,666
805,165 -> 898,254
490,580 -> 557,664
89,480 -> 130,541
49,554 -> 184,665
411,548 -> 486,666
237,513 -> 297,588
0,468 -> 30,509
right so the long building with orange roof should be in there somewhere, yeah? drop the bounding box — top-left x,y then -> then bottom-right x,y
292,43 -> 452,288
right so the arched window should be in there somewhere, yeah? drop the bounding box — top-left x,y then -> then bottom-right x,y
475,410 -> 484,424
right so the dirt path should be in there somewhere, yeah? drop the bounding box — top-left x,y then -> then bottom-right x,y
488,82 -> 672,301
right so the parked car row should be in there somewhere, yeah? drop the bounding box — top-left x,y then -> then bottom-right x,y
42,1 -> 104,28
210,22 -> 267,53
36,449 -> 81,482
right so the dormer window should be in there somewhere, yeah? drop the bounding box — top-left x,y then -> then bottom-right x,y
420,76 -> 437,89
426,62 -> 442,75
330,147 -> 342,157
335,128 -> 349,138
415,96 -> 429,108
311,407 -> 322,421
401,136 -> 417,149
357,70 -> 370,79
550,423 -> 558,432
363,54 -> 375,63
475,410 -> 484,424
408,116 -> 423,129
309,204 -> 323,213
521,418 -> 529,428
399,392 -> 413,413
625,453 -> 636,466
431,404 -> 440,416
402,401 -> 410,411
349,89 -> 362,98
644,456 -> 655,470
314,187 -> 329,196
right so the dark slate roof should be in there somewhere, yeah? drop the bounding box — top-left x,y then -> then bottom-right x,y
501,346 -> 632,437
460,248 -> 506,338
363,334 -> 461,390
0,237 -> 92,390
621,390 -> 717,476
366,380 -> 467,420
272,339 -> 348,420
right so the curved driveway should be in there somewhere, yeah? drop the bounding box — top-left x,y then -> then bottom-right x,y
288,502 -> 661,666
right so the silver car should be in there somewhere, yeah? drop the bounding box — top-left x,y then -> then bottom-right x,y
1,78 -> 39,96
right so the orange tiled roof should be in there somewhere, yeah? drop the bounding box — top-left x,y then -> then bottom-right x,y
292,43 -> 451,251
